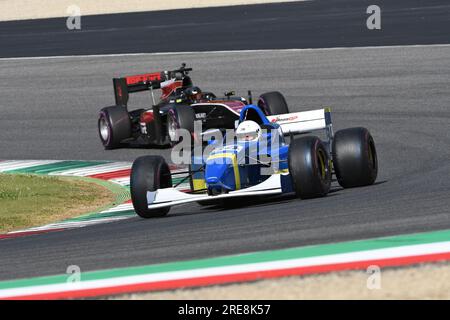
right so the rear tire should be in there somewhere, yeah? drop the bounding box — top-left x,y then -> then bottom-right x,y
130,156 -> 172,218
288,136 -> 331,199
258,91 -> 289,115
98,106 -> 131,149
167,105 -> 195,146
332,127 -> 378,188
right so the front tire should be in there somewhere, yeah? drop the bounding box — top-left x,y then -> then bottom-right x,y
258,91 -> 289,115
332,127 -> 378,188
288,136 -> 331,199
130,156 -> 172,218
98,106 -> 131,149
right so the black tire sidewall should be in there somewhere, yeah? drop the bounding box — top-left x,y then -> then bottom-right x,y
98,111 -> 113,147
258,91 -> 290,115
98,106 -> 131,149
167,105 -> 195,146
167,108 -> 180,145
288,136 -> 331,199
332,127 -> 378,188
130,156 -> 172,218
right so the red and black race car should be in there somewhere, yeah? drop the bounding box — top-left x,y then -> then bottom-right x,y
98,64 -> 290,149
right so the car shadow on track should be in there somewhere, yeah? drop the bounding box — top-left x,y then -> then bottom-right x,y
167,180 -> 388,218
168,192 -> 341,218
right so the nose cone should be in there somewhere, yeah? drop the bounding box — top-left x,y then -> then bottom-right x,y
205,155 -> 240,192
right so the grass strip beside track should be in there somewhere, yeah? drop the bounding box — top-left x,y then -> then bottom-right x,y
0,173 -> 119,233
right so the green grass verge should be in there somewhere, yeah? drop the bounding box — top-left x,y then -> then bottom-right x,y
0,173 -> 116,233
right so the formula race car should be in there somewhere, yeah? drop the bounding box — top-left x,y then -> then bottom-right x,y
98,64 -> 290,149
129,104 -> 378,218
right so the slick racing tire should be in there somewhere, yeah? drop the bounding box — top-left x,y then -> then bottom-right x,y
332,127 -> 378,188
98,106 -> 131,149
258,91 -> 290,115
167,105 -> 195,147
130,156 -> 173,218
288,136 -> 331,199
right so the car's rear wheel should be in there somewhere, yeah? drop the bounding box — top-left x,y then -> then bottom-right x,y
167,105 -> 195,147
288,136 -> 331,199
332,127 -> 378,188
258,91 -> 290,115
98,106 -> 131,149
130,156 -> 172,218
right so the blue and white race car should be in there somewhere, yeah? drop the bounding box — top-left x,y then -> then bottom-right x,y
130,104 -> 378,218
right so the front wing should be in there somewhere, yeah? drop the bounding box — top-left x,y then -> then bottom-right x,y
146,174 -> 286,209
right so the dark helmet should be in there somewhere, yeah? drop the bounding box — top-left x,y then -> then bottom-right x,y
184,86 -> 203,103
182,76 -> 193,88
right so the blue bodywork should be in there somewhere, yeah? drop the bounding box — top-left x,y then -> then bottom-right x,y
191,105 -> 293,194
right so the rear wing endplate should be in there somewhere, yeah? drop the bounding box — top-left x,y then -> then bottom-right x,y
267,108 -> 332,135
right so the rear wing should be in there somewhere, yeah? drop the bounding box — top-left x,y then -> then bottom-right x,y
113,72 -> 164,106
112,64 -> 193,107
267,108 -> 333,135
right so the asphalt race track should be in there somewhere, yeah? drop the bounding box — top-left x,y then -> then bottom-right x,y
0,0 -> 449,58
0,1 -> 449,281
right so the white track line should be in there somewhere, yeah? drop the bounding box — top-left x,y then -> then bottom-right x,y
7,203 -> 136,234
1,240 -> 449,299
1,44 -> 449,61
8,216 -> 133,233
0,160 -> 62,172
109,177 -> 130,186
100,203 -> 134,213
50,162 -> 131,176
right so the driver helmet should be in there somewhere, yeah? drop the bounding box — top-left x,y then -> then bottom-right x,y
236,120 -> 262,142
184,86 -> 203,103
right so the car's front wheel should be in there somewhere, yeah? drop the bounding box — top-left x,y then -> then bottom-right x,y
130,156 -> 172,218
288,136 -> 331,199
